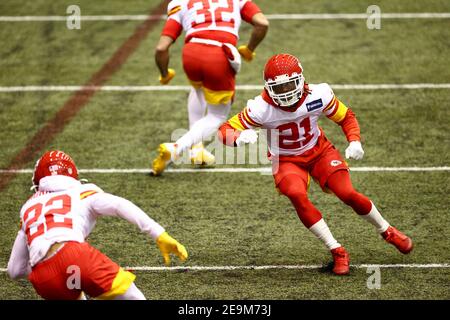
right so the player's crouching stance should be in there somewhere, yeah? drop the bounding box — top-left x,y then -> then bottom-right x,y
218,54 -> 413,275
7,151 -> 188,299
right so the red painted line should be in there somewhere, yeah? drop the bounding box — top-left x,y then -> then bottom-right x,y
0,1 -> 169,192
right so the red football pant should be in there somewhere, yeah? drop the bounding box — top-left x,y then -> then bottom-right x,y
29,241 -> 132,300
327,170 -> 372,215
182,42 -> 235,92
182,42 -> 235,105
275,147 -> 372,228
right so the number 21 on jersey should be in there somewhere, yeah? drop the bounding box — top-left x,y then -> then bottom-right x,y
188,0 -> 235,28
277,117 -> 314,149
22,194 -> 73,244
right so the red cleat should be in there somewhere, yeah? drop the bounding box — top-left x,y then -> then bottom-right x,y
331,246 -> 350,275
382,226 -> 414,254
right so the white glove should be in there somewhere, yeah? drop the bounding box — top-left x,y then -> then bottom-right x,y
235,129 -> 258,147
345,141 -> 364,160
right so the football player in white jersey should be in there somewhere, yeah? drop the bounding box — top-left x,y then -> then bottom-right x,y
219,54 -> 413,275
7,150 -> 188,299
152,0 -> 268,175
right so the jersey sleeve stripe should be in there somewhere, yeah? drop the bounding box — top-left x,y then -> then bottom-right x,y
168,6 -> 181,17
243,108 -> 262,127
238,113 -> 250,129
327,100 -> 348,123
80,190 -> 98,200
228,114 -> 246,131
323,95 -> 337,112
242,111 -> 256,126
324,97 -> 339,116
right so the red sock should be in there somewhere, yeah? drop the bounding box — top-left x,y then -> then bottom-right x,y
326,170 -> 372,215
277,175 -> 322,228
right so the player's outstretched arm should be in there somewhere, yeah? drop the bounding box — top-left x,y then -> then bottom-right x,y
239,13 -> 269,61
155,35 -> 176,84
89,193 -> 188,265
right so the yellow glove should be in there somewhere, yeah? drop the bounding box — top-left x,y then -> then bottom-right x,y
238,45 -> 255,62
159,68 -> 176,85
156,232 -> 188,266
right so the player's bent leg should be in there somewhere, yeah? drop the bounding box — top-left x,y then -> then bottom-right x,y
188,87 -> 207,129
94,267 -> 137,300
187,87 -> 213,165
277,173 -> 322,228
276,171 -> 349,275
327,170 -> 413,254
113,283 -> 146,300
152,92 -> 231,174
29,261 -> 83,300
28,242 -> 85,300
326,170 -> 372,215
175,101 -> 231,157
189,101 -> 231,165
75,242 -> 139,300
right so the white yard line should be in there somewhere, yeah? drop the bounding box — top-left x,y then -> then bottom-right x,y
1,167 -> 449,174
0,15 -> 159,22
266,13 -> 450,19
1,13 -> 450,22
1,84 -> 450,92
126,263 -> 450,271
1,263 -> 449,273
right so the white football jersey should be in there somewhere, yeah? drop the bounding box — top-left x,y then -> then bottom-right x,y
167,0 -> 252,39
244,83 -> 337,157
18,175 -> 164,267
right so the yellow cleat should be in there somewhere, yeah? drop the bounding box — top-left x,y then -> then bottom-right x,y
190,143 -> 215,166
151,143 -> 177,176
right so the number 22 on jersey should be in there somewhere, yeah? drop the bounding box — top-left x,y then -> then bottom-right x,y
188,0 -> 235,28
22,194 -> 73,245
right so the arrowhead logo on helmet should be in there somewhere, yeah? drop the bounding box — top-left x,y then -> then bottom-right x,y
263,54 -> 305,107
32,150 -> 78,188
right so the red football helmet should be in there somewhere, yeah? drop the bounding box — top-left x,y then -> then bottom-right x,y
264,54 -> 305,107
32,150 -> 78,187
